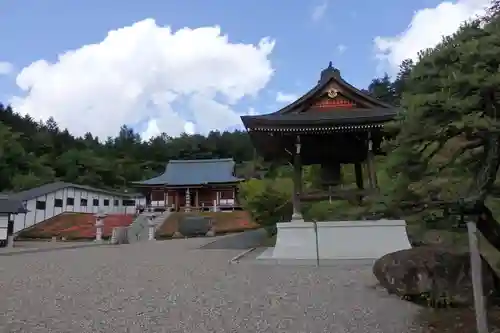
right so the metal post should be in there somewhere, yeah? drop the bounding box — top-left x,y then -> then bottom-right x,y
467,220 -> 489,333
313,220 -> 320,267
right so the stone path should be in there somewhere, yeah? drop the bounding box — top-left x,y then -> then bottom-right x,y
127,214 -> 149,242
0,237 -> 427,333
201,228 -> 268,250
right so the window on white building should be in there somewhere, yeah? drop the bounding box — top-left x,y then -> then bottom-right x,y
35,200 -> 46,210
103,199 -> 110,206
122,199 -> 135,206
54,199 -> 63,207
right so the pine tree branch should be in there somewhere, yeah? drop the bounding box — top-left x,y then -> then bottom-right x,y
435,138 -> 484,173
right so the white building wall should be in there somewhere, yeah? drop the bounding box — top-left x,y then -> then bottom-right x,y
0,214 -> 8,241
13,187 -> 145,233
136,197 -> 147,207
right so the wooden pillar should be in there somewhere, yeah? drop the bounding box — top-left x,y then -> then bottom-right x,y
365,162 -> 373,189
354,163 -> 364,189
292,135 -> 303,221
366,132 -> 378,189
175,190 -> 179,211
354,162 -> 364,204
195,189 -> 199,208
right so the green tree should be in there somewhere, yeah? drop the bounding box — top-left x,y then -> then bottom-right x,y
0,102 -> 257,192
374,16 -> 500,249
367,74 -> 396,105
239,178 -> 293,227
392,59 -> 414,106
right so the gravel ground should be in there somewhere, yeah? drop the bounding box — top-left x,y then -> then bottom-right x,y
0,241 -> 108,256
0,237 -> 426,333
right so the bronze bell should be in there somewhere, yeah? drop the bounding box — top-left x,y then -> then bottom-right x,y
320,162 -> 342,188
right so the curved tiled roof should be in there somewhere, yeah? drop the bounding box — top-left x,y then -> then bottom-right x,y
131,158 -> 242,186
242,108 -> 396,127
272,62 -> 394,115
240,62 -> 398,129
9,182 -> 141,202
0,195 -> 27,214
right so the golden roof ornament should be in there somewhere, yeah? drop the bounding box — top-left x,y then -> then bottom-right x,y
327,88 -> 339,99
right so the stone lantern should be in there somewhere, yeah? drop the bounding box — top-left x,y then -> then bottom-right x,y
185,188 -> 191,212
147,212 -> 157,241
95,212 -> 107,242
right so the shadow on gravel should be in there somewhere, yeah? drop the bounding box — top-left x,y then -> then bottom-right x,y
200,229 -> 267,250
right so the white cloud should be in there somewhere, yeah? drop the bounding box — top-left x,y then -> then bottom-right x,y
276,91 -> 298,103
142,119 -> 161,140
184,121 -> 195,135
0,61 -> 13,75
337,44 -> 347,54
311,0 -> 328,22
10,19 -> 275,139
374,0 -> 490,74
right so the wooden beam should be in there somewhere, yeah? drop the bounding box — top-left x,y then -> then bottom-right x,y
300,188 -> 375,202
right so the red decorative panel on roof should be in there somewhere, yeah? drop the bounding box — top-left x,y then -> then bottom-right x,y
312,97 -> 356,109
311,88 -> 357,109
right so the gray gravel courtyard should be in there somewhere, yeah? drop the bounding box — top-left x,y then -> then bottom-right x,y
0,237 -> 428,333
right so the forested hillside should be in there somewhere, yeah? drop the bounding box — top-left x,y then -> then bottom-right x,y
0,104 -> 255,192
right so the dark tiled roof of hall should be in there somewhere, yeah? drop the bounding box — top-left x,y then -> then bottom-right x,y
132,158 -> 241,186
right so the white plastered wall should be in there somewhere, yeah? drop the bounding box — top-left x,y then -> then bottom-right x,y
14,187 -> 145,233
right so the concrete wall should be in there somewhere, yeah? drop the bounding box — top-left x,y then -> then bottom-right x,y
13,187 -> 146,233
268,220 -> 412,260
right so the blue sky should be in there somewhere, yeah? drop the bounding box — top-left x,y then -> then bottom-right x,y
0,0 -> 487,139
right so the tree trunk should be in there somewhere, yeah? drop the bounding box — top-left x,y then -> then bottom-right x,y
477,204 -> 500,251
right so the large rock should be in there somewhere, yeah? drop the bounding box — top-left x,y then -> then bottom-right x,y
172,231 -> 183,238
178,216 -> 212,237
373,246 -> 497,306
